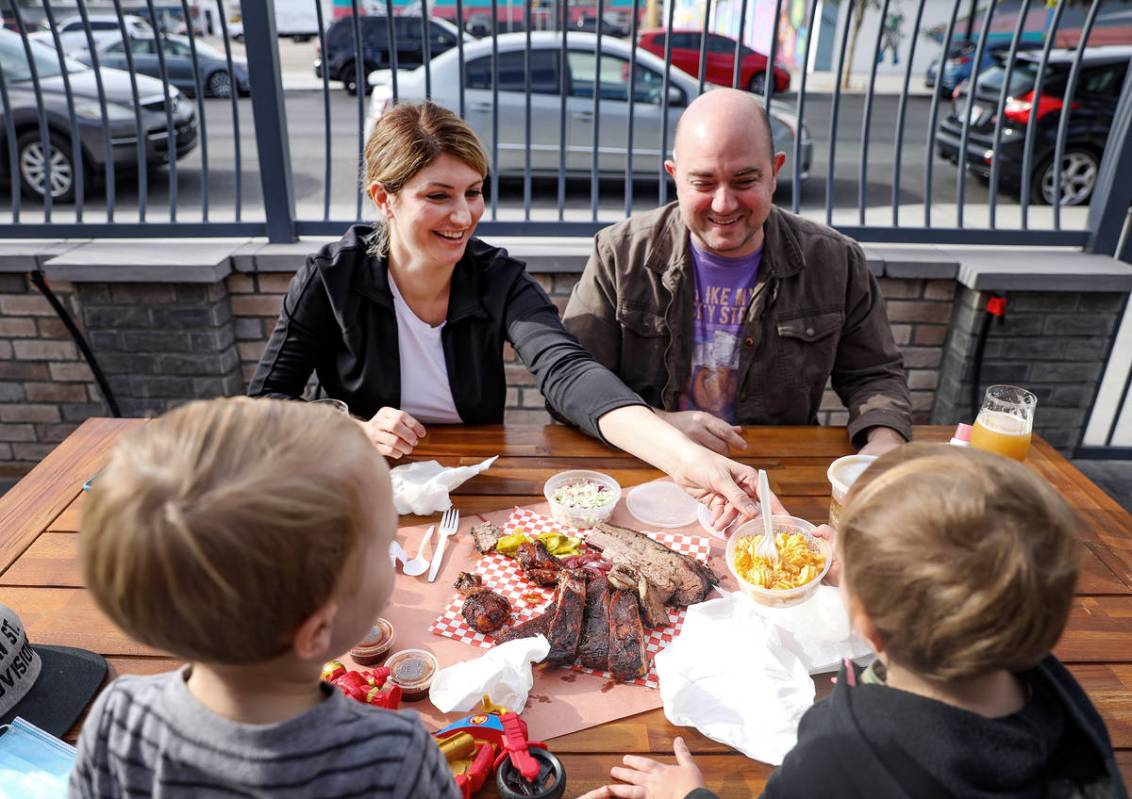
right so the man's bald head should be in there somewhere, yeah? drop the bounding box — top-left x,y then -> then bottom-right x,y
672,88 -> 774,164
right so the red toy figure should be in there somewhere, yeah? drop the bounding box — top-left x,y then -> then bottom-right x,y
321,660 -> 402,710
434,696 -> 566,799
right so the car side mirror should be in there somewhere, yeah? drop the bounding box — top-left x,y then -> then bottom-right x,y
667,86 -> 686,107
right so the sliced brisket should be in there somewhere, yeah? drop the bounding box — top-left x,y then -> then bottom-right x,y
588,522 -> 719,606
470,521 -> 505,554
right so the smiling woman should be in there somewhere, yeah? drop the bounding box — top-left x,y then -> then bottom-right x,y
249,101 -> 771,526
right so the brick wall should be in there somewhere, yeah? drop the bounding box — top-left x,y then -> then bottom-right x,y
0,274 -> 100,467
0,268 -> 1118,473
818,278 -> 955,426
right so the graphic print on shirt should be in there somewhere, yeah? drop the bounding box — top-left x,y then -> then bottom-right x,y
678,244 -> 761,423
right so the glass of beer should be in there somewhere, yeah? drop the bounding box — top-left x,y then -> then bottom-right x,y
969,385 -> 1036,461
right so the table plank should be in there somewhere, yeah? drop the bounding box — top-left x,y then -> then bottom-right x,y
11,530 -> 1126,597
0,418 -> 143,574
6,583 -> 1132,667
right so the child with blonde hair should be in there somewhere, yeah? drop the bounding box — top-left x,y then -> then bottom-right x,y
68,397 -> 458,798
580,444 -> 1126,799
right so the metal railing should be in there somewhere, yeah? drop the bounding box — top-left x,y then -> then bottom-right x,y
0,0 -> 1128,254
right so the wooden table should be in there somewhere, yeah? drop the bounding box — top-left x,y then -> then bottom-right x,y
1,420 -> 1130,796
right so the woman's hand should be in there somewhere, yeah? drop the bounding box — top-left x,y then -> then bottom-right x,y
813,523 -> 840,586
671,446 -> 786,530
361,407 -> 426,459
656,410 -> 747,455
575,737 -> 706,799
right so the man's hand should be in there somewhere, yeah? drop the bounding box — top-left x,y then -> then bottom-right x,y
360,407 -> 426,459
575,737 -> 706,799
671,446 -> 786,530
656,410 -> 747,454
859,426 -> 904,457
812,524 -> 840,586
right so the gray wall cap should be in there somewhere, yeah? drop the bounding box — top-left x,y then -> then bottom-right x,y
40,239 -> 246,283
0,240 -> 86,272
0,237 -> 1127,292
949,247 -> 1132,292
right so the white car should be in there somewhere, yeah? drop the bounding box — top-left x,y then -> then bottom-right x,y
30,14 -> 153,57
366,32 -> 812,181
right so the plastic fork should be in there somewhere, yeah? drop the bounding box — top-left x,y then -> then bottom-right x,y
427,507 -> 460,583
755,469 -> 779,564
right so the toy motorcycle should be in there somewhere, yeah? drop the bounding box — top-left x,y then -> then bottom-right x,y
434,697 -> 566,799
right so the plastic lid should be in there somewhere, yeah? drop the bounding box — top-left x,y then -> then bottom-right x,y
625,480 -> 701,528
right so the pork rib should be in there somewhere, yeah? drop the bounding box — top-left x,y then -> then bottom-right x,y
588,522 -> 719,606
493,602 -> 556,645
606,588 -> 648,682
577,573 -> 610,671
545,570 -> 587,665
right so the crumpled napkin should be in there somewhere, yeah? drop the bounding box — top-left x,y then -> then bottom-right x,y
428,634 -> 550,713
389,455 -> 498,516
654,587 -> 872,765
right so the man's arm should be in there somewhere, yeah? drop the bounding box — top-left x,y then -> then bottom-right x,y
832,243 -> 913,449
562,235 -> 623,374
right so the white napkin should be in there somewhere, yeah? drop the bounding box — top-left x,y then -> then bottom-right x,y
389,455 -> 497,516
654,588 -> 872,766
429,634 -> 550,713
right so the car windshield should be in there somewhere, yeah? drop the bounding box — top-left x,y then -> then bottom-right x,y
0,32 -> 85,80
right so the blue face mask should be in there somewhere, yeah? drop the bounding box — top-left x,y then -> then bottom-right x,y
0,717 -> 77,799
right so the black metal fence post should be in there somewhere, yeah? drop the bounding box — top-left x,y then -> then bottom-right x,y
1086,61 -> 1132,257
240,0 -> 296,243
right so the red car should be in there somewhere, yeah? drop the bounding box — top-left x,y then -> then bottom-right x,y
638,28 -> 790,94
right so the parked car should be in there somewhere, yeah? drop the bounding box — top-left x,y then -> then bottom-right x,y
637,28 -> 790,95
314,15 -> 467,94
575,15 -> 629,37
924,35 -> 1044,96
0,29 -> 197,202
28,13 -> 153,57
935,45 -> 1130,206
365,33 -> 812,182
91,34 -> 250,97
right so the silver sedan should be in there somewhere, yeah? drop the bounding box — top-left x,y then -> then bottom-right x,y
366,32 -> 812,183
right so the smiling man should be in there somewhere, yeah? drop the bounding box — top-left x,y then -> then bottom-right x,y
563,89 -> 911,455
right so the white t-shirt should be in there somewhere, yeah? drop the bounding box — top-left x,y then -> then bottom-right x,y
388,275 -> 463,424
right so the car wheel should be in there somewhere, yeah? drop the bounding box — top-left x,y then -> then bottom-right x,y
1032,147 -> 1099,206
207,69 -> 232,98
339,62 -> 360,95
748,72 -> 769,95
17,130 -> 76,203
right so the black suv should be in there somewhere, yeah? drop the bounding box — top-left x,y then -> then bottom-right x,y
314,15 -> 463,95
935,45 -> 1130,206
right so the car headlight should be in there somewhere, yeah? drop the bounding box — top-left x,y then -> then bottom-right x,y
74,100 -> 135,122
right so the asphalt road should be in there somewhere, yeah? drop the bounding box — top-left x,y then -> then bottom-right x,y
1,86 -> 1019,227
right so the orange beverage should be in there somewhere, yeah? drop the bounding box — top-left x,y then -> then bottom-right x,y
970,409 -> 1033,461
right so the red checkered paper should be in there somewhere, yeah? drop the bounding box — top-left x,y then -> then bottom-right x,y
429,506 -> 714,689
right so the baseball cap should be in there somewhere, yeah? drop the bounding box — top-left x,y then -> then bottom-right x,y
0,602 -> 107,737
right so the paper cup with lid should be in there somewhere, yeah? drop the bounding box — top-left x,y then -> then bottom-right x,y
826,454 -> 877,529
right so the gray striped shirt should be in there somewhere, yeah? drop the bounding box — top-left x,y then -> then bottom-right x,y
67,668 -> 460,799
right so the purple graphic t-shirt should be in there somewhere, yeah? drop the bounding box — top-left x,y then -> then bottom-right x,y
677,239 -> 762,423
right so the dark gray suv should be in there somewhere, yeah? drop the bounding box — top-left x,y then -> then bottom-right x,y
0,30 -> 197,202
